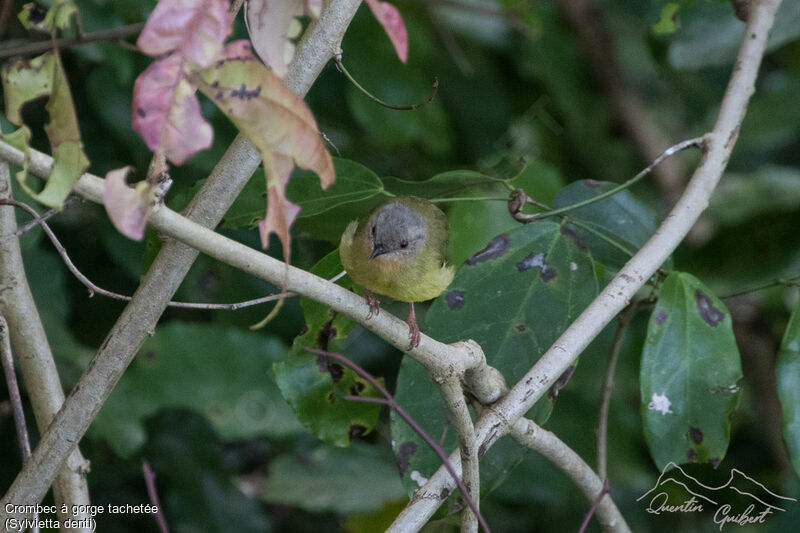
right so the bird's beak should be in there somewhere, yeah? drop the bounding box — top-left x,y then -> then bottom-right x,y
370,243 -> 389,260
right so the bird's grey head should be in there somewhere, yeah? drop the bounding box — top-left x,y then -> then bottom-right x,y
368,202 -> 427,260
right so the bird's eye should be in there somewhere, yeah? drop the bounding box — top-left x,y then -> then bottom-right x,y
371,226 -> 376,236
400,240 -> 409,248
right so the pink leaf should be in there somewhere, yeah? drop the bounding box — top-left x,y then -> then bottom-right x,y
196,40 -> 335,253
364,0 -> 408,64
132,55 -> 213,165
245,0 -> 303,78
258,154 -> 300,251
137,0 -> 232,67
103,167 -> 153,241
304,0 -> 322,18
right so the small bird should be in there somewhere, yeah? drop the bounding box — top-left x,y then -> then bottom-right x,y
339,196 -> 454,348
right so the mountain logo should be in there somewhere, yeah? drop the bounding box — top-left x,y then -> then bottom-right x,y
637,462 -> 796,529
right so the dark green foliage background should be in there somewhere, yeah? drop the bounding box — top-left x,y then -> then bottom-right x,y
2,0 -> 800,532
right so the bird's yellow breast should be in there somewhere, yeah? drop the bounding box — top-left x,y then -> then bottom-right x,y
339,199 -> 454,303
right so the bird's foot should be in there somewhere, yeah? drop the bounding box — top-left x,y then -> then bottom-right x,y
363,289 -> 381,319
405,302 -> 421,349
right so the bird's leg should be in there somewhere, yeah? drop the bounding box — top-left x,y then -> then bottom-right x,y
363,289 -> 381,319
405,302 -> 421,349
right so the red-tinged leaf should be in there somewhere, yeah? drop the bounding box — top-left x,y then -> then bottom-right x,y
305,0 -> 322,18
258,154 -> 300,251
137,0 -> 232,67
132,55 -> 213,165
245,0 -> 304,79
195,40 -> 335,252
104,167 -> 155,241
364,0 -> 408,64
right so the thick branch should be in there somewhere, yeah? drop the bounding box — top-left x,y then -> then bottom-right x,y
0,164 -> 92,529
387,0 -> 783,527
439,378 -> 480,533
0,0 -> 364,519
510,418 -> 631,532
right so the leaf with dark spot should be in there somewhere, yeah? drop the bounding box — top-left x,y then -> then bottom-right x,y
328,363 -> 344,383
274,250 -> 382,447
641,271 -> 741,469
695,290 -> 725,327
516,251 -> 557,282
445,290 -> 465,310
465,234 -> 511,265
395,442 -> 417,475
687,449 -> 697,462
348,425 -> 367,440
560,226 -> 586,251
553,180 -> 665,270
396,222 -> 598,495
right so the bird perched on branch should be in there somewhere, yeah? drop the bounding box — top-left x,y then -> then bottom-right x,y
339,196 -> 454,349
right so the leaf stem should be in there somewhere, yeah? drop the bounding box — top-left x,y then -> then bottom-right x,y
513,137 -> 705,222
721,273 -> 800,299
334,54 -> 439,110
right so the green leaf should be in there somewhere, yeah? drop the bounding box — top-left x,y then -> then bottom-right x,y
382,170 -> 499,199
93,322 -> 301,456
653,2 -> 681,35
553,180 -> 662,270
640,272 -> 742,469
1,52 -> 89,208
262,442 -> 406,513
288,157 -> 384,217
19,0 -> 79,32
777,301 -> 800,478
273,250 -> 383,446
221,158 -> 387,241
448,161 -> 566,266
392,221 -> 598,496
143,411 -> 271,533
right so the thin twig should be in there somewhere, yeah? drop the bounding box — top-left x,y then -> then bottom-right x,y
439,378 -> 480,533
0,198 -> 295,310
596,302 -> 642,480
721,273 -> 800,299
0,315 -> 32,464
1,313 -> 39,533
578,477 -> 611,533
142,461 -> 170,533
0,22 -> 145,58
334,55 -> 439,110
510,137 -> 705,223
306,347 -> 490,533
